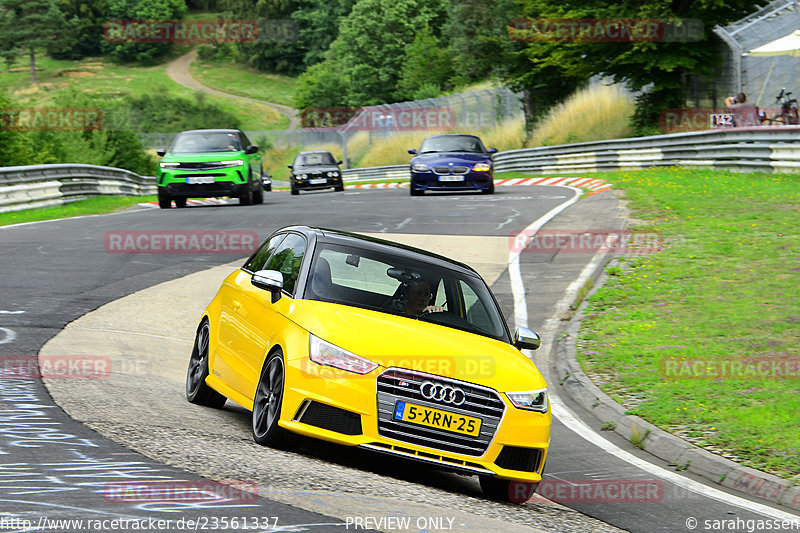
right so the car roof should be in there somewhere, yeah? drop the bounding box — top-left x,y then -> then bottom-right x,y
422,133 -> 482,140
175,129 -> 241,135
296,150 -> 334,155
279,226 -> 479,277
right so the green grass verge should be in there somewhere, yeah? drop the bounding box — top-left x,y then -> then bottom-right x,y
189,58 -> 298,109
2,53 -> 284,131
573,168 -> 800,478
0,196 -> 156,227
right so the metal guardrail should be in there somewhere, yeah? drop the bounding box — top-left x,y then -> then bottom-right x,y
342,165 -> 410,182
0,164 -> 156,213
3,127 -> 800,212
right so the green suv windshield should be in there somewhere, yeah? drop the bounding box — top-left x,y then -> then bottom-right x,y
170,132 -> 243,153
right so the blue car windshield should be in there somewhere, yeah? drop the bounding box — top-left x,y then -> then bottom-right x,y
419,136 -> 485,154
170,132 -> 242,153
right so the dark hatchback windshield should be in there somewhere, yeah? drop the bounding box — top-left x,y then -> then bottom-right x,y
294,152 -> 337,167
418,135 -> 486,154
170,132 -> 242,153
305,242 -> 510,342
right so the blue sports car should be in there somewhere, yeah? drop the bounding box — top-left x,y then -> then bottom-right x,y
408,134 -> 497,196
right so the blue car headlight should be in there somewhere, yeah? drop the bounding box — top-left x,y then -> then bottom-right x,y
411,163 -> 430,172
472,163 -> 491,172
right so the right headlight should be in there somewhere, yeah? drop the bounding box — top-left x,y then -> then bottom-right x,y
506,388 -> 548,413
411,163 -> 430,172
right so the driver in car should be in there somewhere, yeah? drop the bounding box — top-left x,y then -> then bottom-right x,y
404,279 -> 444,316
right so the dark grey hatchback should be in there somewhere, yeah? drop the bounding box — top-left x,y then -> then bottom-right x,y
288,150 -> 344,195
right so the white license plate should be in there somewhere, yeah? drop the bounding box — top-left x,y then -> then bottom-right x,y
438,176 -> 464,182
186,176 -> 215,185
309,178 -> 327,185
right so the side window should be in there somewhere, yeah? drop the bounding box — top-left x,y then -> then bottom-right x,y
264,234 -> 307,295
434,279 -> 447,308
459,280 -> 492,333
240,131 -> 251,148
243,234 -> 285,273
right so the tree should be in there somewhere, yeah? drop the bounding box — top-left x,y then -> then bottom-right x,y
291,0 -> 357,68
395,26 -> 453,101
48,0 -> 110,60
509,0 -> 762,130
0,0 -> 64,84
102,0 -> 186,63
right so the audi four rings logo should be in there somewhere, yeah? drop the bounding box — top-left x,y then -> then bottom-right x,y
420,381 -> 466,405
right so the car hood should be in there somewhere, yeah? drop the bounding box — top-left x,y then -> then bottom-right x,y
161,152 -> 246,162
290,300 -> 546,392
293,165 -> 341,173
411,152 -> 491,166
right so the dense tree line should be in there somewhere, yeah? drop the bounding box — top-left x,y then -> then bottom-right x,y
0,0 -> 764,131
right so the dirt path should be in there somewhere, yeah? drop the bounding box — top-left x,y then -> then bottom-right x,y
166,49 -> 300,129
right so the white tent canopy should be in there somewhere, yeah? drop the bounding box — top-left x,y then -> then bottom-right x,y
745,29 -> 800,57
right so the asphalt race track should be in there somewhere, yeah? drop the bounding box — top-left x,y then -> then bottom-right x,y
1,186 -> 797,533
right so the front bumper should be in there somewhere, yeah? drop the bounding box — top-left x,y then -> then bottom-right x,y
292,174 -> 343,191
159,167 -> 249,198
411,171 -> 494,192
280,359 -> 550,483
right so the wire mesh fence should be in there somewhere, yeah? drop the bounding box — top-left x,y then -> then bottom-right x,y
137,87 -> 523,168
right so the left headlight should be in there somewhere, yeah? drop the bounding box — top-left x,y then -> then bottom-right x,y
472,163 -> 491,172
159,162 -> 179,168
309,334 -> 378,374
411,163 -> 430,172
506,388 -> 548,413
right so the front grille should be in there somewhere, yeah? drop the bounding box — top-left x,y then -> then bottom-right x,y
432,165 -> 470,175
376,368 -> 505,456
296,401 -> 362,435
495,446 -> 544,473
175,162 -> 239,170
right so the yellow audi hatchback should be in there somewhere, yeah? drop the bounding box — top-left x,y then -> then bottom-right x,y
186,226 -> 550,502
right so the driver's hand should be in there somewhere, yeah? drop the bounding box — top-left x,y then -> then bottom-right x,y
422,305 -> 444,314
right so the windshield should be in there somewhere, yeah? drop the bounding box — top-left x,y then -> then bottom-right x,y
170,132 -> 242,154
305,242 -> 510,342
418,135 -> 486,154
294,152 -> 336,167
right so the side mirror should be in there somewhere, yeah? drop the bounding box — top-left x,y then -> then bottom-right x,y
408,149 -> 417,155
287,164 -> 293,169
514,327 -> 541,351
487,148 -> 498,154
245,145 -> 259,154
336,160 -> 343,165
251,270 -> 284,303
157,149 -> 166,157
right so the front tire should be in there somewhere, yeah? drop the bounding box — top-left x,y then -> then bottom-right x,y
479,476 -> 538,503
252,351 -> 298,448
410,184 -> 423,196
158,190 -> 171,209
482,180 -> 495,195
290,186 -> 299,196
174,197 -> 187,208
186,320 -> 227,408
253,188 -> 264,204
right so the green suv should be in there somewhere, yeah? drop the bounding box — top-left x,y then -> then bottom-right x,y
157,129 -> 265,208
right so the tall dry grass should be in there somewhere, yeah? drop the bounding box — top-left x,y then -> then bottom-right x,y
526,84 -> 634,148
